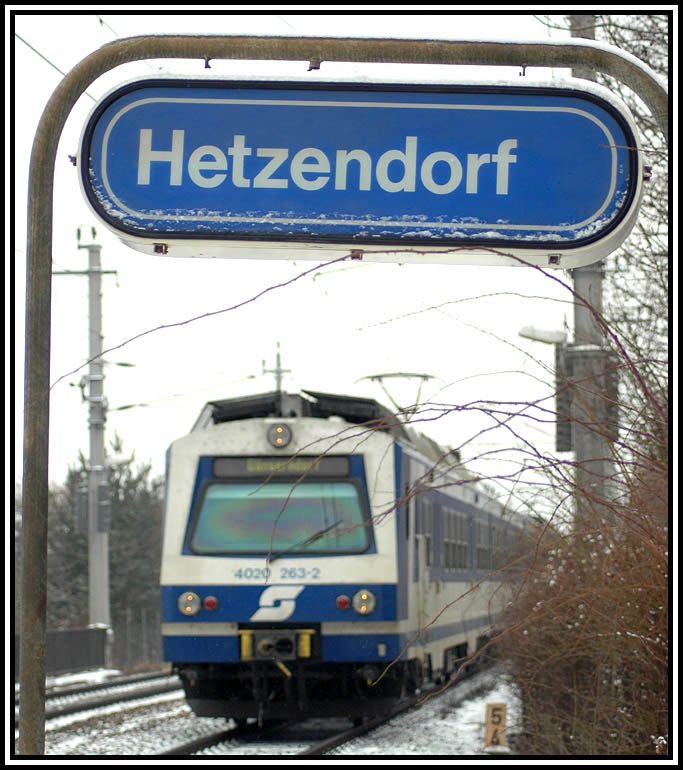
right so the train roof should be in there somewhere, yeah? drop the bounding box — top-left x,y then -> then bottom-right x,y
192,388 -> 468,471
190,388 -> 498,507
192,389 -> 411,441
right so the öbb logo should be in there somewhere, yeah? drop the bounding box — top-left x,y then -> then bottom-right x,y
250,585 -> 305,621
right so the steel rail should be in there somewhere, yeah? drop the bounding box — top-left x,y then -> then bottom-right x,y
16,676 -> 182,726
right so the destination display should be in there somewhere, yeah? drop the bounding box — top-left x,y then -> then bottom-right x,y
79,79 -> 643,267
213,456 -> 351,478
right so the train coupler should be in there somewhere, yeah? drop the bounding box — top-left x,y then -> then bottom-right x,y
273,659 -> 292,678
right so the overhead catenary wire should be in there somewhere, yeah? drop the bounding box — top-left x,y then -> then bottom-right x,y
14,32 -> 98,101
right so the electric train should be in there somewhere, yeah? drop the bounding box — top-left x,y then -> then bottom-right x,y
160,389 -> 520,723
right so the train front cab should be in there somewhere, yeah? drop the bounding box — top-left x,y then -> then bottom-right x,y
161,424 -> 421,722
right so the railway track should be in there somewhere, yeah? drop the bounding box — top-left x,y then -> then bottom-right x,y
158,685 -> 435,756
15,670 -> 181,724
22,671 -> 413,756
157,716 -> 387,757
154,662 -> 510,756
46,668 -> 173,697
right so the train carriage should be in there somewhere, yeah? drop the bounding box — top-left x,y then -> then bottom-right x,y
160,389 -> 519,723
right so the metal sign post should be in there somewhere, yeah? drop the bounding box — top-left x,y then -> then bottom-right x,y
18,34 -> 667,755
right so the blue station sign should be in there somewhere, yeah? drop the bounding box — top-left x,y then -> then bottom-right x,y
79,78 -> 643,267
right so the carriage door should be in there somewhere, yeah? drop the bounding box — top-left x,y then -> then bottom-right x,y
416,496 -> 439,632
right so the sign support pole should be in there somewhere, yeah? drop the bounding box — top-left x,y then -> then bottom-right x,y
568,14 -> 614,529
18,34 -> 667,755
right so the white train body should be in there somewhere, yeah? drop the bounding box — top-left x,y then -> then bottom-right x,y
160,390 -> 518,722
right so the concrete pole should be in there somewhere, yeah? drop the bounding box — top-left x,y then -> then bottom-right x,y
568,15 -> 613,525
81,241 -> 111,628
53,238 -> 114,626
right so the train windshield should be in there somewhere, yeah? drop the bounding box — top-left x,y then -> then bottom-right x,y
190,481 -> 369,555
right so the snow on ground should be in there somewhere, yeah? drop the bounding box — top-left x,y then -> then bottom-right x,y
46,669 -> 123,687
329,666 -> 520,758
14,669 -> 123,696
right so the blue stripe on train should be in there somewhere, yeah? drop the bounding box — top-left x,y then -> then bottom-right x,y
164,634 -> 239,662
162,615 -> 496,664
161,583 -> 398,623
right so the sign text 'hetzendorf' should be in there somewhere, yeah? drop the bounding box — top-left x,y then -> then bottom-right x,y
79,78 -> 643,268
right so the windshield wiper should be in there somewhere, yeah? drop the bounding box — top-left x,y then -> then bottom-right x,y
267,520 -> 343,564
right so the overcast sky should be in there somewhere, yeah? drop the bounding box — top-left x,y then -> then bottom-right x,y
12,9 -> 604,491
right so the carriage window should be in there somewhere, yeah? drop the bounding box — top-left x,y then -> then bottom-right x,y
190,481 -> 368,554
421,499 -> 433,566
492,523 -> 508,568
443,508 -> 453,568
443,509 -> 469,569
476,519 -> 490,570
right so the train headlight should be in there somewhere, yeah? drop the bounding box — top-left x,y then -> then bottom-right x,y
267,423 -> 292,449
178,591 -> 201,616
352,589 -> 376,615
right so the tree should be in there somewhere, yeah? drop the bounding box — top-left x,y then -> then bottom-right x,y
45,467 -> 89,629
597,14 -> 669,471
38,437 -> 164,635
106,435 -> 164,621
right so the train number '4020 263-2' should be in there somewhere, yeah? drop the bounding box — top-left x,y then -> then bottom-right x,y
233,567 -> 322,581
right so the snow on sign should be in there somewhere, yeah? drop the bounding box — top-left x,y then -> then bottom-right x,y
79,78 -> 643,268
